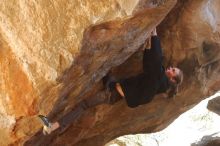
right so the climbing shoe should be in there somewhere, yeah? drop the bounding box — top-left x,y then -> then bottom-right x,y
38,115 -> 51,127
38,115 -> 52,135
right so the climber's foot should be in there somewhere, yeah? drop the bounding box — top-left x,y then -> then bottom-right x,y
38,115 -> 51,127
38,115 -> 52,135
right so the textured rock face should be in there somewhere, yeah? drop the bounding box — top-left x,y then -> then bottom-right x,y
0,0 -> 141,145
0,0 -> 220,145
208,95 -> 220,116
191,134 -> 220,146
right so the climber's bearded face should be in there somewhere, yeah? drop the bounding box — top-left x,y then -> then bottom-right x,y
165,67 -> 180,83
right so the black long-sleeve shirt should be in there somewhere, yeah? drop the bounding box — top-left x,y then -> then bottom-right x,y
119,36 -> 170,108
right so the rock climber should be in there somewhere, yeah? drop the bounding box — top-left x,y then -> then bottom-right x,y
39,28 -> 183,135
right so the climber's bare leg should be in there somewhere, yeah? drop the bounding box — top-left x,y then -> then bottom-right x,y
115,83 -> 125,98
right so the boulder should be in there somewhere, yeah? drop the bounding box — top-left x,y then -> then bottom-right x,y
0,0 -> 220,145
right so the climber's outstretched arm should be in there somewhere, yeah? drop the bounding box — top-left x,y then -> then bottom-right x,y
143,28 -> 163,72
150,28 -> 162,58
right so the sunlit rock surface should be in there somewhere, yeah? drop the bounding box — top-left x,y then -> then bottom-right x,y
0,0 -> 220,145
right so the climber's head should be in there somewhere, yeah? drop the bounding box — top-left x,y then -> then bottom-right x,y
165,67 -> 183,85
165,66 -> 183,98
